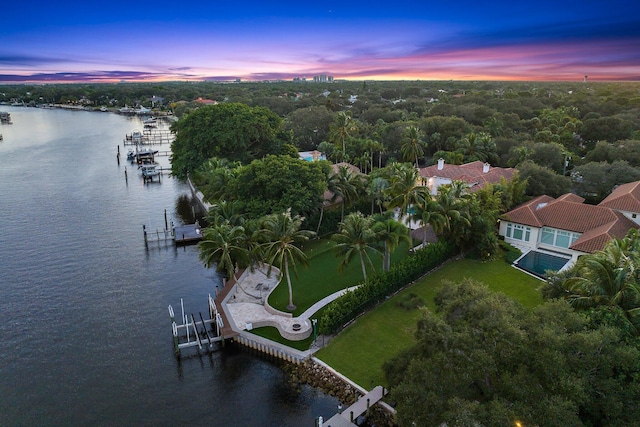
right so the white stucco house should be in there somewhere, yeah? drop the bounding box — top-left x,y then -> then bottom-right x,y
499,183 -> 640,275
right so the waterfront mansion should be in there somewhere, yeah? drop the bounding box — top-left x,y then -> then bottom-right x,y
499,181 -> 640,272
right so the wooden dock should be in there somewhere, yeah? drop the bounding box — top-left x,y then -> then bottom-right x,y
323,386 -> 387,426
124,128 -> 174,145
173,223 -> 203,244
143,222 -> 203,246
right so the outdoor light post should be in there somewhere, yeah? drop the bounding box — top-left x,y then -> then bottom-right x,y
312,318 -> 317,346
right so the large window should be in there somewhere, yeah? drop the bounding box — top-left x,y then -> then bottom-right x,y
506,223 -> 531,242
540,227 -> 580,249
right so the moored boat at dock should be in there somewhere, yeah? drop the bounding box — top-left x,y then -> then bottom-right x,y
140,163 -> 161,181
0,111 -> 11,124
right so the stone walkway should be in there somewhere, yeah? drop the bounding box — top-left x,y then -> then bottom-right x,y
224,266 -> 357,341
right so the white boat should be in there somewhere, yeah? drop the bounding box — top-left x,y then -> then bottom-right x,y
141,164 -> 161,181
126,130 -> 145,144
119,106 -> 135,114
142,117 -> 157,127
135,106 -> 152,115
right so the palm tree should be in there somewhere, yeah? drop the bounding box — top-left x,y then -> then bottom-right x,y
316,170 -> 340,235
387,163 -> 429,230
260,209 -> 316,311
372,214 -> 410,271
435,182 -> 472,247
375,140 -> 387,169
196,157 -> 241,202
205,200 -> 245,227
332,165 -> 360,221
333,212 -> 380,284
400,125 -> 426,168
412,198 -> 447,246
563,230 -> 640,329
456,132 -> 497,164
317,141 -> 336,163
329,111 -> 356,162
198,224 -> 248,282
367,176 -> 389,215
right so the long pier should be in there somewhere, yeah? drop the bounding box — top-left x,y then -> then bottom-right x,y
124,128 -> 174,145
143,222 -> 203,246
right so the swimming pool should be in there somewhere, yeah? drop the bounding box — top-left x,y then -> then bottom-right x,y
516,250 -> 571,277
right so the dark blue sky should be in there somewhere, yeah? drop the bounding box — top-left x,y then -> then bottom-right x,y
2,1 -> 639,82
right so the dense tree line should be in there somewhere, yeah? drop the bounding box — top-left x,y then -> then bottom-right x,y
385,279 -> 640,427
6,80 -> 639,202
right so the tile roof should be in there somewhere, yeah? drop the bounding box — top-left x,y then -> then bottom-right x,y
570,211 -> 638,253
598,181 -> 640,213
418,160 -> 516,190
331,162 -> 361,175
501,195 -> 555,228
502,193 -> 639,253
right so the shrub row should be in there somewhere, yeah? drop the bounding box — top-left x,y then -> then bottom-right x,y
498,239 -> 522,264
317,241 -> 456,334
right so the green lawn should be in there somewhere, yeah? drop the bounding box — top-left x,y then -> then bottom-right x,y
266,239 -> 411,317
314,255 -> 544,388
250,238 -> 410,344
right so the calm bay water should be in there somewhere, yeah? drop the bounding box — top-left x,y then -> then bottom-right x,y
0,107 -> 338,426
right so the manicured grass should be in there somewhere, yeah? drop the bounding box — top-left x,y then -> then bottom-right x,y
249,326 -> 315,351
267,239 -> 411,317
251,238 -> 410,347
314,255 -> 544,388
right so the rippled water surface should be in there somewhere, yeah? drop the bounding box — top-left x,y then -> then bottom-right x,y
0,107 -> 338,426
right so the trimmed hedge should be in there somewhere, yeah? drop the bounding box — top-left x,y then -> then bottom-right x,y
317,241 -> 456,334
498,239 -> 522,264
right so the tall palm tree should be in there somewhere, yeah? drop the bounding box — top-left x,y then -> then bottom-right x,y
367,176 -> 389,215
332,165 -> 360,221
260,209 -> 316,311
198,224 -> 248,282
372,214 -> 410,271
412,198 -> 447,246
435,182 -> 472,247
329,111 -> 356,162
400,125 -> 426,168
333,212 -> 380,284
316,170 -> 340,235
387,163 -> 429,230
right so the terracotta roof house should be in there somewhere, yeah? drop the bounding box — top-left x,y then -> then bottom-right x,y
499,187 -> 640,276
598,181 -> 640,225
418,159 -> 516,195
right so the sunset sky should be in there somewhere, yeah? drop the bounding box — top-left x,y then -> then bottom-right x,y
2,1 -> 639,83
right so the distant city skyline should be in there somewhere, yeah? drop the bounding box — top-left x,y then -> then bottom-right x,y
2,1 -> 639,83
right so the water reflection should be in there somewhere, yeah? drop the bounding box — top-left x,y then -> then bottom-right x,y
0,106 -> 340,426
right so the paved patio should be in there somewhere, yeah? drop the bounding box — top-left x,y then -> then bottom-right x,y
223,266 -> 356,341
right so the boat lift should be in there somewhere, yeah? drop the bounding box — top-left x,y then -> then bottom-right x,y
168,294 -> 224,356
